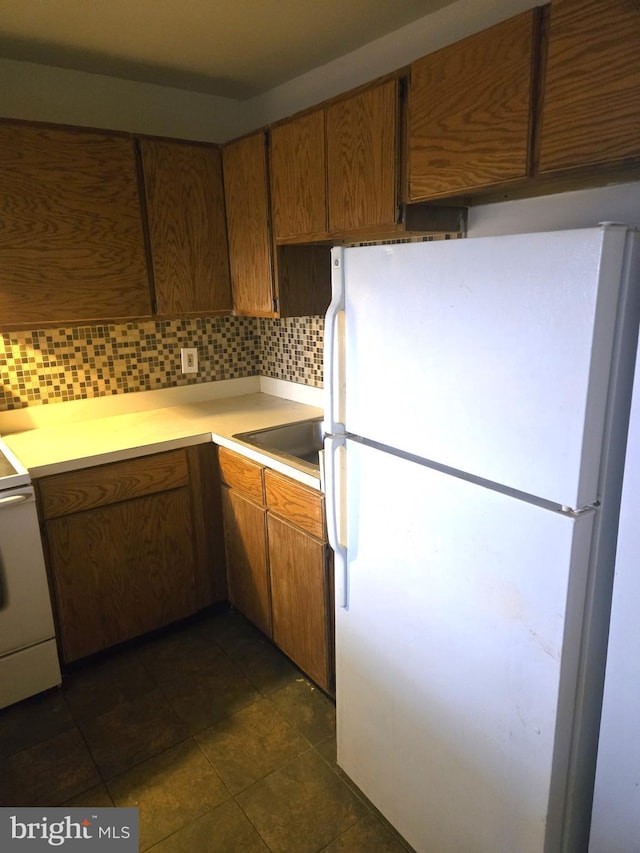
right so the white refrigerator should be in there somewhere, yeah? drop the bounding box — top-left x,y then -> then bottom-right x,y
323,225 -> 640,853
589,333 -> 640,852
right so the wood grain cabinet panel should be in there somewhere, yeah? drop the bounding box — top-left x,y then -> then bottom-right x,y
47,488 -> 197,663
218,447 -> 333,690
538,0 -> 640,174
222,130 -> 331,317
219,448 -> 271,635
39,450 -> 189,519
268,514 -> 332,692
218,446 -> 265,504
408,10 -> 537,200
326,78 -> 399,232
0,123 -> 152,327
188,443 -> 228,606
222,131 -> 275,316
221,486 -> 271,637
270,109 -> 327,241
265,469 -> 325,540
39,447 -> 226,663
139,139 -> 231,315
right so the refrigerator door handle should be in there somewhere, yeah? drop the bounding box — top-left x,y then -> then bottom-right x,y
324,247 -> 346,436
324,433 -> 348,608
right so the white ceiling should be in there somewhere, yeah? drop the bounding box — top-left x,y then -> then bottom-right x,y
0,0 -> 457,99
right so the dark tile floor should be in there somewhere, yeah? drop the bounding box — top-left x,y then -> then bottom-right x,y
0,607 -> 412,852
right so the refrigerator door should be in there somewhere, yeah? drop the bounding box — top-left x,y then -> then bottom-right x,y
589,347 -> 640,852
342,226 -> 635,508
337,439 -> 596,853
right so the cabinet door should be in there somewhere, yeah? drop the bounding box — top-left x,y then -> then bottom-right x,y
187,444 -> 228,607
0,123 -> 152,327
47,488 -> 197,662
221,486 -> 271,637
140,139 -> 231,315
268,514 -> 331,692
270,109 -> 327,241
538,0 -> 640,174
222,132 -> 275,316
326,79 -> 398,233
408,10 -> 536,200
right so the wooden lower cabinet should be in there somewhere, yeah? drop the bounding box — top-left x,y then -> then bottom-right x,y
38,446 -> 226,663
268,514 -> 332,692
219,446 -> 334,693
221,487 -> 271,638
46,489 -> 196,662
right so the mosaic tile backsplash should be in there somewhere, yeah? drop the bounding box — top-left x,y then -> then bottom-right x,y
0,316 -> 324,411
259,316 -> 324,386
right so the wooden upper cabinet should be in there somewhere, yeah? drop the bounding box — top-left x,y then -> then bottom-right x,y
538,0 -> 640,174
270,109 -> 327,241
326,78 -> 399,233
0,123 -> 152,328
222,131 -> 275,316
407,10 -> 537,201
139,139 -> 231,315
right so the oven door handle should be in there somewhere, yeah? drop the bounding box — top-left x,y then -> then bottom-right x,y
0,492 -> 31,508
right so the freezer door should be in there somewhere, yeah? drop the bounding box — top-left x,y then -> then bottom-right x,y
336,440 -> 595,853
343,226 -> 636,508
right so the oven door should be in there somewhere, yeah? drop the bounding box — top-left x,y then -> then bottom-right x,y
0,486 -> 57,654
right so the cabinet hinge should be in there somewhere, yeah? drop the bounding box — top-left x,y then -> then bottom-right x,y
273,296 -> 279,314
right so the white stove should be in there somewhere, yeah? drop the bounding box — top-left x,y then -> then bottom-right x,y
0,438 -> 61,709
0,438 -> 30,489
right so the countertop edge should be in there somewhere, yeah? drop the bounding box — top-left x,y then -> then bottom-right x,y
4,392 -> 324,491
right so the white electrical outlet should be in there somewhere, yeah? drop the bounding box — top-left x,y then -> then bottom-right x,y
180,347 -> 198,374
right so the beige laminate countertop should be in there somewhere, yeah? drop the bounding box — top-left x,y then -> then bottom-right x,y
2,392 -> 324,490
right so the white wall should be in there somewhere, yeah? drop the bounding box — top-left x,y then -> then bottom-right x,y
241,0 -> 538,132
468,182 -> 640,236
0,57 -> 243,141
0,0 -> 538,141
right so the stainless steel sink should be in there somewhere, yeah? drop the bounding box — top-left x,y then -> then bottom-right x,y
233,417 -> 324,470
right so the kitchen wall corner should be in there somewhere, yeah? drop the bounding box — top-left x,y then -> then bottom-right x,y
258,316 -> 324,387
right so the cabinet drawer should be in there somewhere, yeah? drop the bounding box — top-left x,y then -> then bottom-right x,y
265,469 -> 325,540
218,447 -> 265,504
38,449 -> 189,519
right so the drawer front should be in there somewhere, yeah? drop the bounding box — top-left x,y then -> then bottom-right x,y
38,449 -> 189,519
218,447 -> 265,504
265,469 -> 325,540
